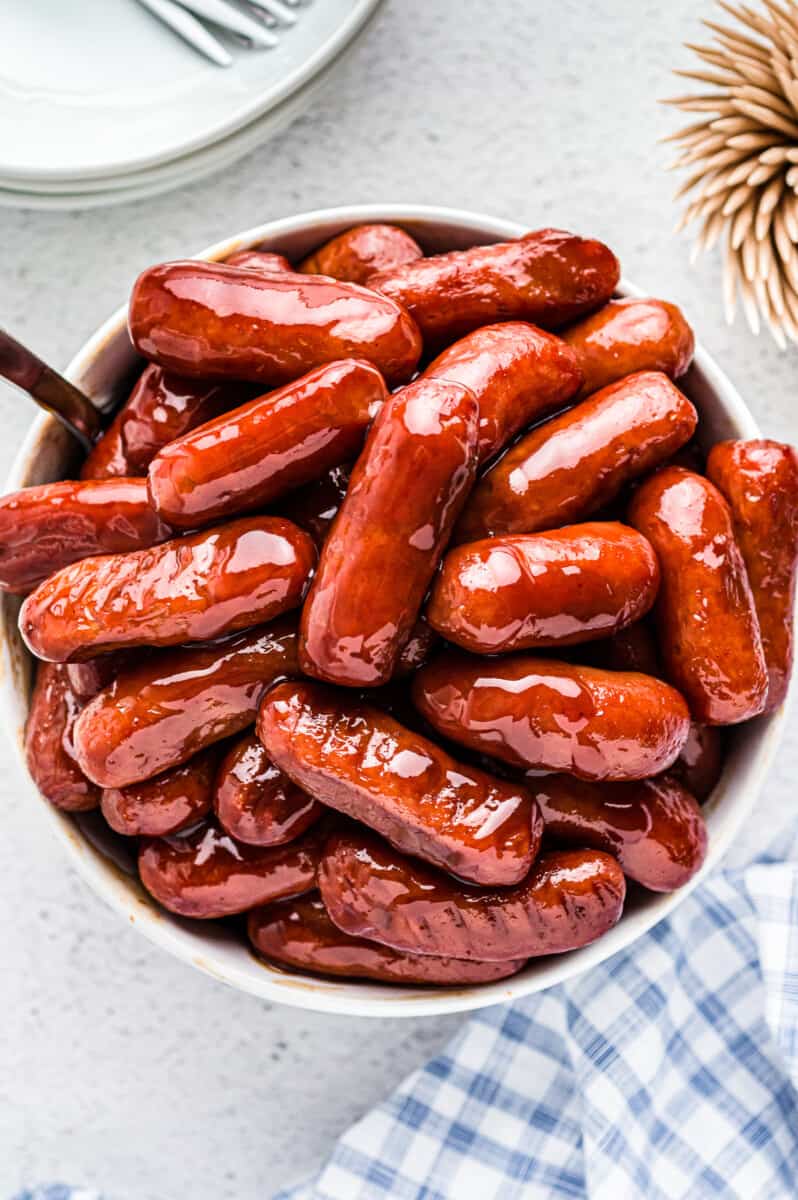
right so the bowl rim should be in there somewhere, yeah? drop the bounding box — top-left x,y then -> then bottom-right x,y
1,203 -> 787,1018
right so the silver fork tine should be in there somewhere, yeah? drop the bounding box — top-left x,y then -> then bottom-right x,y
237,2 -> 279,30
175,0 -> 279,46
246,0 -> 298,24
136,0 -> 233,64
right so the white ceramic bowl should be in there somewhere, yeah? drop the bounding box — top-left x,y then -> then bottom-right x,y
1,205 -> 787,1018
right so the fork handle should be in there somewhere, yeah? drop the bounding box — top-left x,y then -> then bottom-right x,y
0,328 -> 102,452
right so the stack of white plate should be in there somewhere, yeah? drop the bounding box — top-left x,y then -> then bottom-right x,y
0,0 -> 381,210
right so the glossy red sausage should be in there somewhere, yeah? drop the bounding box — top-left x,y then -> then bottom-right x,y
129,260 -> 422,386
299,378 -> 479,687
20,516 -> 315,662
138,818 -> 325,919
0,478 -> 171,595
629,467 -> 768,725
248,893 -> 527,984
370,228 -> 620,348
80,365 -> 249,480
423,322 -> 582,463
456,371 -> 698,542
224,250 -> 293,272
72,617 -> 298,788
426,522 -> 660,654
147,359 -> 386,529
258,681 -> 541,886
100,747 -> 218,837
319,830 -> 626,962
562,297 -> 695,399
299,224 -> 423,284
214,731 -> 323,847
531,773 -> 707,892
277,464 -> 351,549
707,440 -> 798,712
24,662 -> 99,812
413,652 -> 690,781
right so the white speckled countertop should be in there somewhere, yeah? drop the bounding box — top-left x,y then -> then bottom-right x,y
0,2 -> 795,1197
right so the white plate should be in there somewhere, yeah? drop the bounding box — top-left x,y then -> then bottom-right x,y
1,205 -> 788,1018
0,0 -> 379,182
0,30 -> 352,210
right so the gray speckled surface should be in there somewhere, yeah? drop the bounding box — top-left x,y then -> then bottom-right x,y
0,2 -> 796,1198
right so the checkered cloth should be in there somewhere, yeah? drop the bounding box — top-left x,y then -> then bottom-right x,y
16,819 -> 798,1200
279,819 -> 798,1200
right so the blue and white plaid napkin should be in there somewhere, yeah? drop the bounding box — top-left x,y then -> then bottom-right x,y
16,818 -> 798,1200
279,818 -> 798,1200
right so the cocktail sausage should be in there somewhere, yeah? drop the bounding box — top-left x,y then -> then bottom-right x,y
299,377 -> 478,687
707,440 -> 798,712
629,466 -> 768,724
20,517 -> 315,661
319,830 -> 626,962
147,359 -> 386,529
413,652 -> 690,781
129,260 -> 421,386
0,478 -> 171,594
370,228 -> 619,347
73,618 -> 299,788
248,893 -> 527,984
426,523 -> 659,653
258,681 -> 541,885
456,371 -> 697,542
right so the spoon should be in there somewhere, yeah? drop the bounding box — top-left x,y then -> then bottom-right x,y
0,327 -> 102,453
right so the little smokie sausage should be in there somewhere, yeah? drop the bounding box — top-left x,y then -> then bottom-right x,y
319,830 -> 626,962
422,322 -> 583,464
138,818 -> 326,919
299,377 -> 479,687
370,228 -> 620,348
129,260 -> 422,387
629,467 -> 768,725
20,516 -> 315,662
72,617 -> 298,789
562,297 -> 695,399
426,522 -> 660,654
224,250 -> 293,273
531,773 -> 707,892
80,365 -> 249,480
100,747 -> 218,837
707,440 -> 798,712
24,662 -> 99,812
257,681 -> 541,886
0,478 -> 171,594
299,224 -> 423,284
248,893 -> 527,985
214,732 -> 323,847
147,359 -> 386,529
456,371 -> 698,542
413,652 -> 690,781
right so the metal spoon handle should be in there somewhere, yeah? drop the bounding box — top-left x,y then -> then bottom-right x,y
0,327 -> 102,453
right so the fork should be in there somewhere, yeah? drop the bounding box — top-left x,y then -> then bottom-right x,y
136,0 -> 302,67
